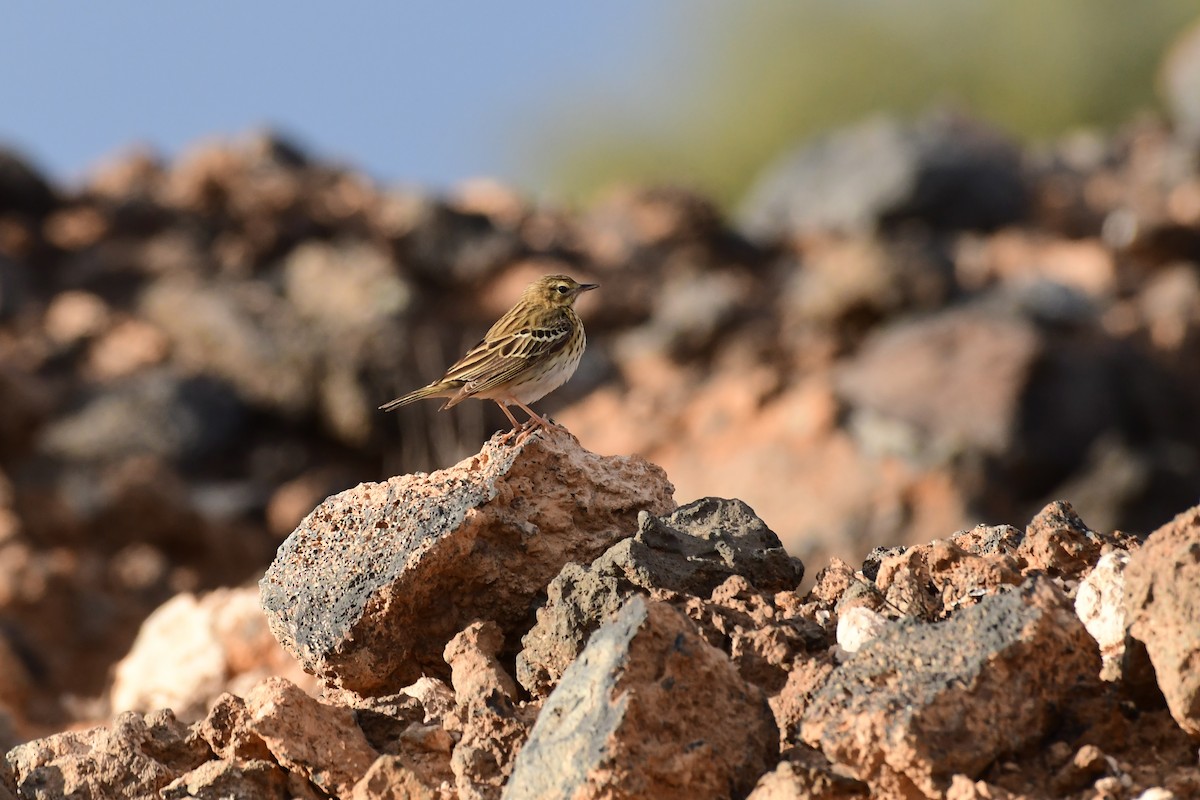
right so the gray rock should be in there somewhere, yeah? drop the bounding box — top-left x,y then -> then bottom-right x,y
40,369 -> 245,465
740,111 -> 1027,239
517,496 -> 803,695
802,577 -> 1102,797
504,596 -> 776,800
259,428 -> 675,692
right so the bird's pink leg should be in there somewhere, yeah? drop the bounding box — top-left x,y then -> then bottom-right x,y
511,399 -> 557,430
494,400 -> 522,430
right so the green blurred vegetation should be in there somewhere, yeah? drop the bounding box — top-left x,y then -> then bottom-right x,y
526,0 -> 1198,208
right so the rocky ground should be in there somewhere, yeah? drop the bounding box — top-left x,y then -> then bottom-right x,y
3,429 -> 1197,799
0,59 -> 1199,798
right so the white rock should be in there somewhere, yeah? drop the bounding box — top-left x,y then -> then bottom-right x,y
836,605 -> 889,656
1074,550 -> 1130,680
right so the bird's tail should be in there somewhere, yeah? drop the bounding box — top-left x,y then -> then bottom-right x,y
378,382 -> 457,412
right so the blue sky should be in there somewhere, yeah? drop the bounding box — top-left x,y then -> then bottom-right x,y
0,2 -> 671,191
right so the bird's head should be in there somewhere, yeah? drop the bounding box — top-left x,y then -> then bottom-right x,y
526,274 -> 599,308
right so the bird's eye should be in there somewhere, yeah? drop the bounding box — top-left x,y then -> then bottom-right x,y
556,285 -> 570,294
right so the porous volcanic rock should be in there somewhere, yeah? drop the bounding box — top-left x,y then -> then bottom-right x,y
260,427 -> 675,691
801,578 -> 1102,798
4,710 -> 210,800
504,595 -> 777,800
242,677 -> 377,798
1124,503 -> 1200,737
516,497 -> 802,696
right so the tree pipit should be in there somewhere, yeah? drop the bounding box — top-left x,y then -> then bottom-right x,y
380,274 -> 598,434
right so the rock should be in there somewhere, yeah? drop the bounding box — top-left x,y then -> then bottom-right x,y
140,278 -> 319,418
450,696 -> 531,800
517,497 -> 801,695
39,369 -> 245,466
944,775 -> 1019,800
1124,504 -> 1200,736
243,676 -> 378,798
504,595 -> 777,800
390,196 -> 524,287
675,576 -> 827,693
745,747 -> 869,800
282,240 -> 411,331
801,578 -> 1101,798
740,111 -> 1026,239
835,605 -> 890,655
0,255 -> 30,323
350,755 -> 441,800
195,693 -> 274,763
770,655 -> 838,753
781,235 -> 954,334
1075,550 -> 1133,682
444,621 -> 530,800
836,308 -> 1043,462
111,588 -> 314,722
160,759 -> 300,800
1018,499 -> 1106,579
444,621 -> 518,708
872,536 -> 1024,622
1050,744 -> 1116,795
4,710 -> 210,800
260,427 -> 675,691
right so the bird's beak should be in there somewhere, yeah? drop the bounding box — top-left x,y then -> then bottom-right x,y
579,283 -> 599,292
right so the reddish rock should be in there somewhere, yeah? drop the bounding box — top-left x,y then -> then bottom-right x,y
160,759 -> 304,800
350,755 -> 442,800
836,310 -> 1042,459
504,596 -> 777,800
195,693 -> 274,763
444,621 -> 518,708
682,576 -> 826,693
745,746 -> 869,799
261,428 -> 675,692
517,497 -> 801,696
1124,504 -> 1200,736
873,536 -> 1024,622
243,677 -> 378,798
111,587 -> 317,722
4,710 -> 210,800
443,621 -> 531,800
451,698 -> 531,800
801,578 -> 1101,798
1018,500 -> 1107,579
770,654 -> 838,752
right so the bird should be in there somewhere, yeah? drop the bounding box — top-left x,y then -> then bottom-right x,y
380,274 -> 599,432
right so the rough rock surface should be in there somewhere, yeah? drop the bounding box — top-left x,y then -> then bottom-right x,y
260,427 -> 675,691
517,496 -> 802,695
241,677 -> 378,798
504,596 -> 777,800
801,578 -> 1102,798
5,85 -> 1200,797
5,710 -> 210,800
110,587 -> 317,722
1125,504 -> 1200,736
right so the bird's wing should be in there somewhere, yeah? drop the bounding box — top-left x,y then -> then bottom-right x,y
442,315 -> 573,396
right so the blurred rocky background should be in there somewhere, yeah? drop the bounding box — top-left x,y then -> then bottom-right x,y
0,0 -> 1198,770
